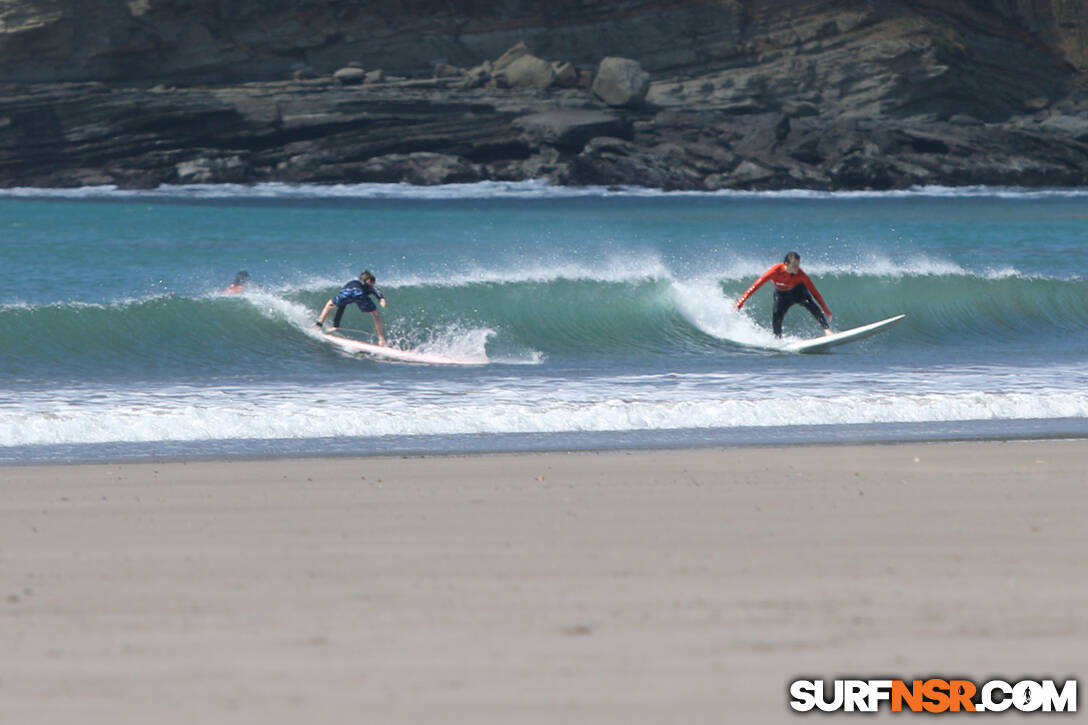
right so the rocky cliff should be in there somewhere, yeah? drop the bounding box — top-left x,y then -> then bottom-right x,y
2,0 -> 1087,189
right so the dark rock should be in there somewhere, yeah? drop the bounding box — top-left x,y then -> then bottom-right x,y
358,153 -> 487,185
175,155 -> 251,184
828,154 -> 899,190
433,63 -> 463,79
489,147 -> 563,182
512,110 -> 629,153
552,62 -> 580,88
560,137 -> 701,190
290,65 -> 320,81
463,63 -> 492,88
781,101 -> 820,118
2,1 -> 1088,190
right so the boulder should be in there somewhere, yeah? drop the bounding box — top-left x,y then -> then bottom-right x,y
495,54 -> 555,89
333,67 -> 366,85
729,160 -> 778,185
492,42 -> 532,73
592,57 -> 650,107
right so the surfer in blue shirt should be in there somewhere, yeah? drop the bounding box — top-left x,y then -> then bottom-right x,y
315,270 -> 387,345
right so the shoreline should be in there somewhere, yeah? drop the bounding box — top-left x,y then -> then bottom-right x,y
6,434 -> 1088,468
6,423 -> 1088,468
7,179 -> 1088,197
3,439 -> 1085,723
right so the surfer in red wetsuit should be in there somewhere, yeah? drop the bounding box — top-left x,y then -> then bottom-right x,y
735,251 -> 833,337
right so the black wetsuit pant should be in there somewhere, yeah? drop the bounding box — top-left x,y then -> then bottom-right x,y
773,285 -> 829,337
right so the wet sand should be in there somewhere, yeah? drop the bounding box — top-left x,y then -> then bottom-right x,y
2,440 -> 1085,723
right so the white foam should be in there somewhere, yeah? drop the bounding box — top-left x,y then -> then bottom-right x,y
0,294 -> 175,311
412,325 -> 493,365
245,292 -> 325,337
6,180 -> 1088,201
711,252 -> 1030,283
5,382 -> 1088,447
243,292 -> 497,364
670,279 -> 785,347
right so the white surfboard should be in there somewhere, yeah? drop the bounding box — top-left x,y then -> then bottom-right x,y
782,314 -> 906,353
320,330 -> 480,365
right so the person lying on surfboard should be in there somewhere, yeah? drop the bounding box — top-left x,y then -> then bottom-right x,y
222,270 -> 249,294
734,251 -> 833,337
315,270 -> 387,346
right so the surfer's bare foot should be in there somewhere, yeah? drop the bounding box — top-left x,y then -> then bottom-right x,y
378,338 -> 387,347
328,326 -> 338,332
823,328 -> 834,336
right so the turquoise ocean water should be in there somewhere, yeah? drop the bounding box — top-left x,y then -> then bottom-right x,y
3,182 -> 1088,463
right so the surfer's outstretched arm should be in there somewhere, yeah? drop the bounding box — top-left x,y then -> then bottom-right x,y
735,264 -> 779,309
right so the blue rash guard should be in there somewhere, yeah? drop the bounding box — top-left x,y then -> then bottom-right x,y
331,279 -> 384,326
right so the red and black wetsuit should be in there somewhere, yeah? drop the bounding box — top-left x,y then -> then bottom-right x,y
736,263 -> 831,337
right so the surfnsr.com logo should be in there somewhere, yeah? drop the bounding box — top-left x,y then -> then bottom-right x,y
789,678 -> 1077,713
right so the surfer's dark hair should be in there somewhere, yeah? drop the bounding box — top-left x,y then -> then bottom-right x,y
360,270 -> 375,282
784,251 -> 800,264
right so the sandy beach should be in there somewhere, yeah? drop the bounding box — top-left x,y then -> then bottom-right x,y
2,440 -> 1084,723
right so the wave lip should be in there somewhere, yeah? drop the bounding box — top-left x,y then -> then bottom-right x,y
5,272 -> 1088,370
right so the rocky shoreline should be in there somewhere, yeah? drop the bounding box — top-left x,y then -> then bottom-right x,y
2,1 -> 1088,191
4,74 -> 1087,191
